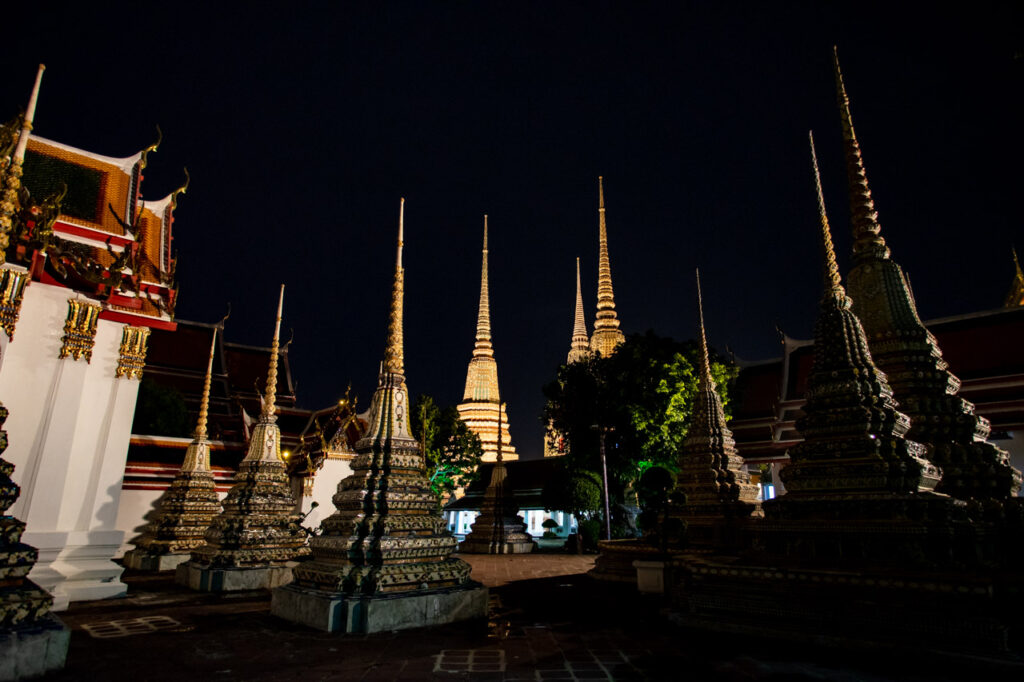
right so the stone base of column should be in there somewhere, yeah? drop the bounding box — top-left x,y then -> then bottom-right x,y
0,614 -> 70,681
270,581 -> 488,634
175,561 -> 295,592
23,530 -> 128,611
122,550 -> 190,572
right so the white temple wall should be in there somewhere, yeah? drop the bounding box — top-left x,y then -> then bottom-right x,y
0,281 -> 141,609
299,458 -> 354,533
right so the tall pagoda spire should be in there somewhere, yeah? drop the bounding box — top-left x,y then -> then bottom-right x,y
567,257 -> 590,363
125,324 -> 223,570
473,215 -> 493,358
458,215 -> 517,462
181,288 -> 309,590
590,176 -> 625,356
833,49 -> 1020,500
278,200 -> 482,631
672,269 -> 758,548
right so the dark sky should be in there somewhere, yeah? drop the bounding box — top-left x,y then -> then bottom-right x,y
6,3 -> 1023,457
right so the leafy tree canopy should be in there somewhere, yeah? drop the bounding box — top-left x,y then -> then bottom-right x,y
542,330 -> 738,494
411,394 -> 483,502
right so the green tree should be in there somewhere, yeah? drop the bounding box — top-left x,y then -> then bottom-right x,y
411,395 -> 483,502
542,331 -> 738,518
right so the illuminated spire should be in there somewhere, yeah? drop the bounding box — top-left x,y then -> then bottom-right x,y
695,268 -> 712,388
568,257 -> 590,363
262,284 -> 285,421
459,214 -> 518,461
833,47 -> 890,264
473,215 -> 493,359
590,175 -> 625,356
383,198 -> 405,375
809,131 -> 843,298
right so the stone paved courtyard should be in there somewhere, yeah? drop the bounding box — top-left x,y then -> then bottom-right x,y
44,554 -> 1022,681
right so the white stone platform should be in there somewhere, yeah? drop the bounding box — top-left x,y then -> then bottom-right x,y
270,582 -> 488,634
175,562 -> 294,592
0,614 -> 70,681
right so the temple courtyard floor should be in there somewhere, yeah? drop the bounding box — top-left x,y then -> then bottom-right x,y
45,553 -> 1022,681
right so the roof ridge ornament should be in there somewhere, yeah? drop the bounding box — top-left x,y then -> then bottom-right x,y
12,64 -> 45,164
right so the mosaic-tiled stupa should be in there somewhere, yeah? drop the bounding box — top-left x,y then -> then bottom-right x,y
671,270 -> 759,548
124,325 -> 223,571
759,132 -> 964,566
177,286 -> 309,591
459,410 -> 535,554
272,199 -> 487,633
833,48 -> 1020,502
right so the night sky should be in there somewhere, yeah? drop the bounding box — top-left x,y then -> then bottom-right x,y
6,4 -> 1022,457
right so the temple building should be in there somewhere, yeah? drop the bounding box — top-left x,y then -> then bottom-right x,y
0,66 -> 182,610
589,176 -> 625,357
457,216 -> 517,462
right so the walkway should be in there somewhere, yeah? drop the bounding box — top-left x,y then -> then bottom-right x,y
45,554 -> 1016,681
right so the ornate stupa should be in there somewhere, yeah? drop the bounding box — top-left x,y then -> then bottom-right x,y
672,270 -> 759,547
457,215 -> 517,462
272,199 -> 486,633
459,409 -> 535,554
124,324 -> 223,571
760,133 -> 962,565
589,176 -> 625,357
178,285 -> 309,591
567,257 -> 591,363
834,49 -> 1020,501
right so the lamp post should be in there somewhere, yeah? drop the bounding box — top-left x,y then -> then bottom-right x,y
591,424 -> 614,541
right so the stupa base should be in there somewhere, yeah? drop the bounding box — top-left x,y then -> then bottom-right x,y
175,561 -> 295,592
271,581 -> 488,633
122,550 -> 190,572
0,614 -> 70,681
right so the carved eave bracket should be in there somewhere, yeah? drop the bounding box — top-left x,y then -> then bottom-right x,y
59,299 -> 100,362
116,325 -> 150,379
